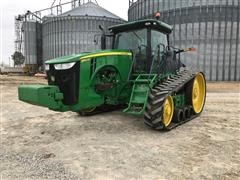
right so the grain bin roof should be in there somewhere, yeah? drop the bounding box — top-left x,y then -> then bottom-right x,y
60,2 -> 123,20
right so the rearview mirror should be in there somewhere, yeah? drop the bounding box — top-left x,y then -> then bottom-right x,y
94,34 -> 100,45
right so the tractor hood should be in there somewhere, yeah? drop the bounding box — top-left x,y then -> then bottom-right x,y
45,50 -> 132,65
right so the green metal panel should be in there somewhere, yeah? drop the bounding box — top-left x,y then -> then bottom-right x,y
71,52 -> 133,111
173,94 -> 186,109
19,50 -> 133,112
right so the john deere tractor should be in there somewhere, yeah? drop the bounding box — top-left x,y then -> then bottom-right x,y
18,19 -> 206,130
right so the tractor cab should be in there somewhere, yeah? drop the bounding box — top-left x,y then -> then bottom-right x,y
109,19 -> 182,76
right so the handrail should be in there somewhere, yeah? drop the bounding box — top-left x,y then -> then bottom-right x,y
127,52 -> 136,80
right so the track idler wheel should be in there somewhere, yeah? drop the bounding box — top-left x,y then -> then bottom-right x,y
162,95 -> 174,128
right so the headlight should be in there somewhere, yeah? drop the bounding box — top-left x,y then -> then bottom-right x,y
45,64 -> 49,71
54,62 -> 76,70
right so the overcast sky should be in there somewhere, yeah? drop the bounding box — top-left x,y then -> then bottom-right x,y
0,0 -> 129,66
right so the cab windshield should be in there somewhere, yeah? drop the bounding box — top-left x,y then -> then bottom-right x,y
113,29 -> 147,54
113,29 -> 167,53
113,28 -> 168,73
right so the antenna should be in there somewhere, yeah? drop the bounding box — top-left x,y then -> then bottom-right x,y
51,0 -> 57,7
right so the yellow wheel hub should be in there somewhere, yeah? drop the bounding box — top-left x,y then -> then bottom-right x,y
82,107 -> 96,113
163,95 -> 174,127
192,73 -> 206,114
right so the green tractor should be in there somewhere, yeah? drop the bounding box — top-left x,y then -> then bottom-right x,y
18,19 -> 206,130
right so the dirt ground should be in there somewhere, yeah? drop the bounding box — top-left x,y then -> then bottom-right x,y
0,75 -> 240,180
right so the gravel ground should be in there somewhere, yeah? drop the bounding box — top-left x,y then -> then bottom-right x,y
0,75 -> 240,180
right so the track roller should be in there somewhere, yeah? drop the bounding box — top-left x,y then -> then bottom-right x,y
183,107 -> 191,119
173,109 -> 184,123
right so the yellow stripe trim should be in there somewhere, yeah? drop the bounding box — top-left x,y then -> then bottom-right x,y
80,52 -> 132,62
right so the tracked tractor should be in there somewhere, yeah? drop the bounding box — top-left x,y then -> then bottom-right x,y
18,18 -> 206,130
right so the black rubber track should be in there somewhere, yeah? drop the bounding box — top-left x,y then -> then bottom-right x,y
144,69 -> 201,131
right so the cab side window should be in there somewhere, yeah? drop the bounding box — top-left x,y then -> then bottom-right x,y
151,30 -> 168,74
151,30 -> 168,53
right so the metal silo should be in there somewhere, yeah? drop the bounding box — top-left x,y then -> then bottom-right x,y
22,19 -> 42,73
42,2 -> 125,62
128,0 -> 240,81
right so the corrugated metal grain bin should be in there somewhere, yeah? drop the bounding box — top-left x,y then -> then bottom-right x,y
128,0 -> 240,81
22,20 -> 42,66
42,2 -> 125,62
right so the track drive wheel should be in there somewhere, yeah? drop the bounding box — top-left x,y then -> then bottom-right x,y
191,73 -> 206,114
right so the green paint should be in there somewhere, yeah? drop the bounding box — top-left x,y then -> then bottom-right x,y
173,94 -> 186,109
45,49 -> 131,64
18,50 -> 133,112
123,74 -> 157,115
18,85 -> 66,111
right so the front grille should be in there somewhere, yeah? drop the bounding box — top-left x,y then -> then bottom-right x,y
47,62 -> 80,105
